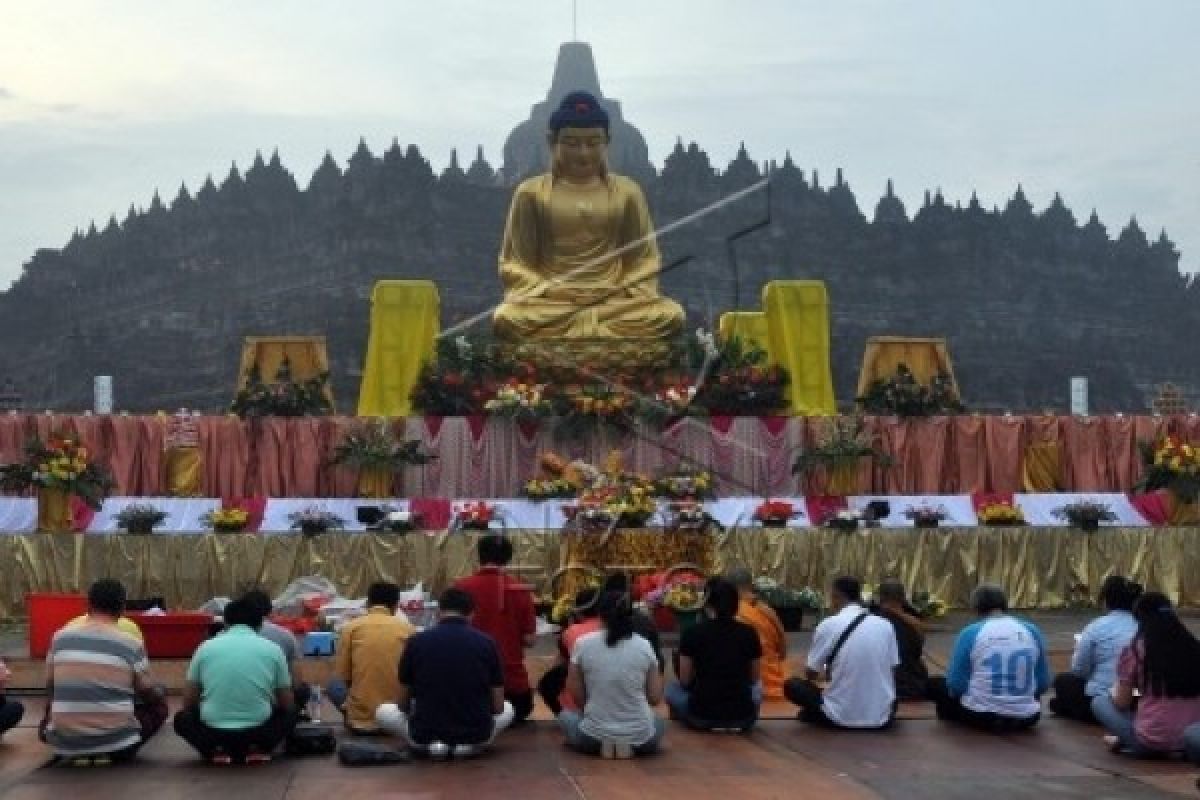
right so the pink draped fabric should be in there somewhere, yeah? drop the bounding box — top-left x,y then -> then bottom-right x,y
7,413 -> 1200,499
805,495 -> 848,525
1063,416 -> 1108,491
971,491 -> 1014,512
69,495 -> 94,532
984,416 -> 1025,493
410,497 -> 452,529
1127,490 -> 1170,526
224,495 -> 266,532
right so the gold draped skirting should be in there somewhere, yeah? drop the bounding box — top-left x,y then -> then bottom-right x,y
3,527 -> 1200,618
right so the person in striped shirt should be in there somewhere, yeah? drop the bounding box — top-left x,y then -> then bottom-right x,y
41,580 -> 167,763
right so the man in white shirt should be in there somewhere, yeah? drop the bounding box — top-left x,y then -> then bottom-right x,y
928,584 -> 1049,731
784,575 -> 899,729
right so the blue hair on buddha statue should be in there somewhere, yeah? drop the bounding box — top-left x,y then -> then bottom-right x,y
548,90 -> 609,133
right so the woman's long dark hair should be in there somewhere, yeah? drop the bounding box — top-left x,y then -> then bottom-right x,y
1132,591 -> 1200,697
599,590 -> 635,647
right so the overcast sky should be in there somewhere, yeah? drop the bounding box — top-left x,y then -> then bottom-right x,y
1,0 -> 1197,287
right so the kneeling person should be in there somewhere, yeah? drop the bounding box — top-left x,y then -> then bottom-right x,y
785,575 -> 899,729
376,588 -> 513,759
929,584 -> 1049,731
174,597 -> 298,763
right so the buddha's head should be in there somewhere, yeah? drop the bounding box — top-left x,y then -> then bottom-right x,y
546,90 -> 610,182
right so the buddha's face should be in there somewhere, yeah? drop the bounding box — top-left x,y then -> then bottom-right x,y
550,126 -> 609,181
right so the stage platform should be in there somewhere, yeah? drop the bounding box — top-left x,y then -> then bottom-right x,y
3,526 -> 1199,618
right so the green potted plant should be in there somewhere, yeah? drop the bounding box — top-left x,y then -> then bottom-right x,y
753,577 -> 821,632
287,507 -> 346,536
792,416 -> 892,496
904,503 -> 948,529
856,363 -> 964,417
1052,500 -> 1117,532
114,504 -> 168,535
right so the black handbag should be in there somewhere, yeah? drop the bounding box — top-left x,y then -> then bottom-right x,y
285,723 -> 337,756
337,742 -> 412,766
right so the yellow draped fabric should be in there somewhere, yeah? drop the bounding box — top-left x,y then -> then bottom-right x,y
357,281 -> 440,417
856,336 -> 958,400
5,527 -> 1200,618
737,598 -> 789,699
557,528 -> 716,599
1022,442 -> 1062,492
238,336 -> 335,410
36,488 -> 72,533
718,312 -> 770,354
762,281 -> 836,415
165,447 -> 202,498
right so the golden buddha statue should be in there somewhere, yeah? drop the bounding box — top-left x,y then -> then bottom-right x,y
493,91 -> 684,341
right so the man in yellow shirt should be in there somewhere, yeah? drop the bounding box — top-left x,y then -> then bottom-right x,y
329,582 -> 415,734
67,614 -> 144,641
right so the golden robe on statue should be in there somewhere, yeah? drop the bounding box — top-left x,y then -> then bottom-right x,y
493,174 -> 684,340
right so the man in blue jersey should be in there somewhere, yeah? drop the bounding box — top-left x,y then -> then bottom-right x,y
928,584 -> 1049,731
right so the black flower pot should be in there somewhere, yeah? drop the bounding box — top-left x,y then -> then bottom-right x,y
124,522 -> 156,535
914,519 -> 940,529
301,523 -> 327,536
760,518 -> 788,529
1076,518 -> 1100,533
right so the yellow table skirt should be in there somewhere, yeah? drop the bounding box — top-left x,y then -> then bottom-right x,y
3,527 -> 1200,617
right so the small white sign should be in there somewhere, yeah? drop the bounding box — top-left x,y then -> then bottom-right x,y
94,376 -> 113,415
1070,376 -> 1088,416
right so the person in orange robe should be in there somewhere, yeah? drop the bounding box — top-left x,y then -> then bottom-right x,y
728,568 -> 789,700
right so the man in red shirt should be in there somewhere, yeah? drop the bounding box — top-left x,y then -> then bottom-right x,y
454,535 -> 536,723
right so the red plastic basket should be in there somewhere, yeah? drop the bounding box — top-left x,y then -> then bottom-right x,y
126,612 -> 215,659
27,593 -> 88,658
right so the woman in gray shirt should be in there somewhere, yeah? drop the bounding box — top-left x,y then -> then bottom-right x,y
559,592 -> 665,759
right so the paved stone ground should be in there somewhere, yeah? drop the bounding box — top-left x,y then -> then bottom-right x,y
1,611 -> 1197,799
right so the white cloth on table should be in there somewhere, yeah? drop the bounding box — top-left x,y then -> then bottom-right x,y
848,495 -> 979,528
0,498 -> 35,534
261,498 -> 406,533
87,497 -> 219,534
1014,493 -> 1147,527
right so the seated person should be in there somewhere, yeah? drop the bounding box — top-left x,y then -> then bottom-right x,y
665,578 -> 762,732
329,581 -> 415,733
42,580 -> 167,763
376,588 -> 514,759
242,589 -> 312,711
1092,592 -> 1200,756
1050,575 -> 1140,723
454,534 -> 537,724
559,591 -> 665,758
785,575 -> 899,729
537,588 -> 601,715
728,567 -> 789,700
0,656 -> 24,739
604,573 -> 664,671
928,584 -> 1049,731
173,598 -> 298,764
872,579 -> 930,700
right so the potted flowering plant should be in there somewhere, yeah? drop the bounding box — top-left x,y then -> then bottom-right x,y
645,575 -> 705,632
456,501 -> 495,531
978,502 -> 1026,527
904,504 -> 948,529
752,577 -> 821,631
824,509 -> 863,532
230,357 -> 333,418
0,433 -> 115,532
792,416 -> 892,496
1134,436 -> 1200,502
663,500 -> 713,531
332,419 -> 435,499
1052,500 -> 1117,532
753,499 -> 799,528
484,380 -> 553,422
288,507 -> 346,536
521,477 -> 579,501
202,507 -> 251,534
856,363 -> 963,417
653,467 -> 716,502
115,504 -> 168,535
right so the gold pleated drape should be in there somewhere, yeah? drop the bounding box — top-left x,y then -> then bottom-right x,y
3,528 -> 1200,618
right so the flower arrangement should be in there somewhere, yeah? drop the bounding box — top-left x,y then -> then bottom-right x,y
652,467 -> 715,501
904,504 -> 948,527
1134,436 -> 1200,502
909,590 -> 947,619
114,504 -> 168,534
202,507 -> 250,533
484,381 -> 553,420
663,500 -> 713,530
565,482 -> 658,531
824,509 -> 863,532
753,499 -> 800,527
1052,500 -> 1117,532
455,501 -> 495,531
645,575 -> 705,612
792,416 -> 892,492
331,419 -> 435,472
0,433 -> 114,510
752,577 -> 822,611
856,363 -> 963,417
521,477 -> 579,501
410,331 -> 790,427
978,502 -> 1026,526
288,507 -> 346,535
230,357 -> 332,418
374,509 -> 420,533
